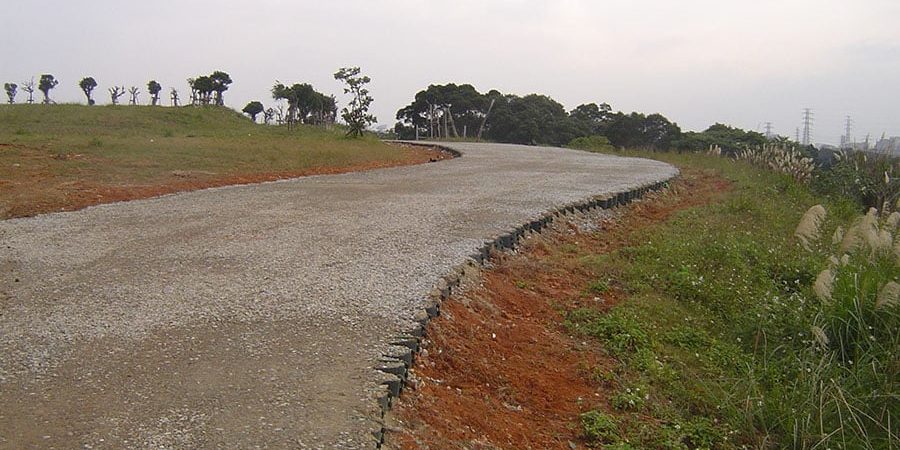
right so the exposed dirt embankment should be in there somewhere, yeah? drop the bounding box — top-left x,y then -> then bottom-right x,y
385,169 -> 731,449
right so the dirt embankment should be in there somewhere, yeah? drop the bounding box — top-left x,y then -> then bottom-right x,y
385,168 -> 730,449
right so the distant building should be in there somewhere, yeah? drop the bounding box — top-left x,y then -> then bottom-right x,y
874,137 -> 900,155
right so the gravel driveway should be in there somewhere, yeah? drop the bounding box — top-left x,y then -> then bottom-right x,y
0,142 -> 676,449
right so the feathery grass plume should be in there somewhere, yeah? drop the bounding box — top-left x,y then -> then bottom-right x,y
860,208 -> 893,253
814,268 -> 835,303
828,255 -> 840,267
839,223 -> 863,253
840,254 -> 850,266
795,205 -> 827,251
876,281 -> 900,309
876,229 -> 894,253
895,238 -> 900,265
887,211 -> 900,230
832,226 -> 844,246
810,325 -> 829,349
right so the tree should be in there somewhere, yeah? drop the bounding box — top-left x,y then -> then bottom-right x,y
38,74 -> 58,104
189,76 -> 214,105
483,94 -> 577,146
147,80 -> 162,106
4,83 -> 17,104
79,77 -> 98,105
569,102 -> 613,136
109,86 -> 125,105
242,101 -> 264,122
271,82 -> 336,127
333,66 -> 376,137
263,107 -> 275,125
170,88 -> 179,106
128,86 -> 140,105
396,83 -> 488,139
21,79 -> 35,104
209,71 -> 232,106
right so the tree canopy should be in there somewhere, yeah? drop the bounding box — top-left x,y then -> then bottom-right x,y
79,77 -> 98,105
271,82 -> 336,126
4,83 -> 17,104
38,74 -> 58,104
147,80 -> 162,106
395,84 -> 682,149
242,101 -> 264,122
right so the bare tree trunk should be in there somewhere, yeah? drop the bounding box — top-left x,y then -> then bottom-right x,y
447,107 -> 459,138
477,99 -> 495,141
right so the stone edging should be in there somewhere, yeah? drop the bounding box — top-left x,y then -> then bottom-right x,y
368,142 -> 677,448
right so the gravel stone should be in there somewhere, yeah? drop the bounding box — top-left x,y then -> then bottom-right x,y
0,142 -> 676,448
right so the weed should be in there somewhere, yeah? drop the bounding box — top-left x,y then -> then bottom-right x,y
580,410 -> 620,444
585,279 -> 609,294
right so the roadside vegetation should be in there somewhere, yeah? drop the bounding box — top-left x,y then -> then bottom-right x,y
0,104 -> 436,219
567,152 -> 897,449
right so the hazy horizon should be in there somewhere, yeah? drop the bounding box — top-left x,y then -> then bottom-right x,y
2,0 -> 898,145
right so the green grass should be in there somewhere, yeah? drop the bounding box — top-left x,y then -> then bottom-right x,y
569,153 -> 899,449
0,104 -> 425,218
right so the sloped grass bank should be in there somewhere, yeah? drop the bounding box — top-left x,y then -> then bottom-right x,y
0,104 -> 440,218
570,154 -> 898,449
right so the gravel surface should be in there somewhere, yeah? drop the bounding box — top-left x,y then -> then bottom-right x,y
0,142 -> 676,449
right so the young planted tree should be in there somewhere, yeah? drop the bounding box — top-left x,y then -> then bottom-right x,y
4,83 -> 17,104
333,67 -> 376,137
38,74 -> 59,104
147,80 -> 162,105
210,71 -> 232,106
79,77 -> 98,105
109,86 -> 126,105
242,101 -> 264,122
128,86 -> 140,105
21,79 -> 35,104
170,88 -> 179,106
263,107 -> 275,125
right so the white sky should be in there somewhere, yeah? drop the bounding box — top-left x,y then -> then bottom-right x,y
2,0 -> 898,145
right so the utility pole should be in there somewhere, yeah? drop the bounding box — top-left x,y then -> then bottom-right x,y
842,115 -> 853,148
764,122 -> 773,140
801,108 -> 813,146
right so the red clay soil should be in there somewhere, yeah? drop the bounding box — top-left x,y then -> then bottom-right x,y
0,144 -> 448,219
385,168 -> 730,450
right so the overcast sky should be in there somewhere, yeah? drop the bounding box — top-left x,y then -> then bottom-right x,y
3,0 -> 898,145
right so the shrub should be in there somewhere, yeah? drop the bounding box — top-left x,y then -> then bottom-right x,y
568,135 -> 614,153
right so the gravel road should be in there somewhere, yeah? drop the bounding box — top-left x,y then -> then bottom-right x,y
0,142 -> 676,449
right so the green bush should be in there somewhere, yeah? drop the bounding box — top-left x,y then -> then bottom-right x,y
568,135 -> 614,153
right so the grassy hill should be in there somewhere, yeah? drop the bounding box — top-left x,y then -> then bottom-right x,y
0,104 -> 436,218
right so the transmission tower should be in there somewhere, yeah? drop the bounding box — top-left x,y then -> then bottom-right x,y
842,115 -> 853,148
801,108 -> 813,146
795,127 -> 801,144
764,122 -> 773,140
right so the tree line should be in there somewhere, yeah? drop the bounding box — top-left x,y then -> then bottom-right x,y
4,67 -> 376,136
394,83 -> 682,149
393,83 -> 802,152
3,71 -> 229,108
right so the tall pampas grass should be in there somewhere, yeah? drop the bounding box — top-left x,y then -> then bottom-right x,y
795,205 -> 826,251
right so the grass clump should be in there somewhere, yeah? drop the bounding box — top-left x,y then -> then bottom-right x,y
570,153 -> 898,449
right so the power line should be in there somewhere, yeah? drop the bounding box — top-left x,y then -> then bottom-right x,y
801,108 -> 813,146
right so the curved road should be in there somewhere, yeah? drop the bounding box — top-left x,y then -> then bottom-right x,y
0,142 -> 676,449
